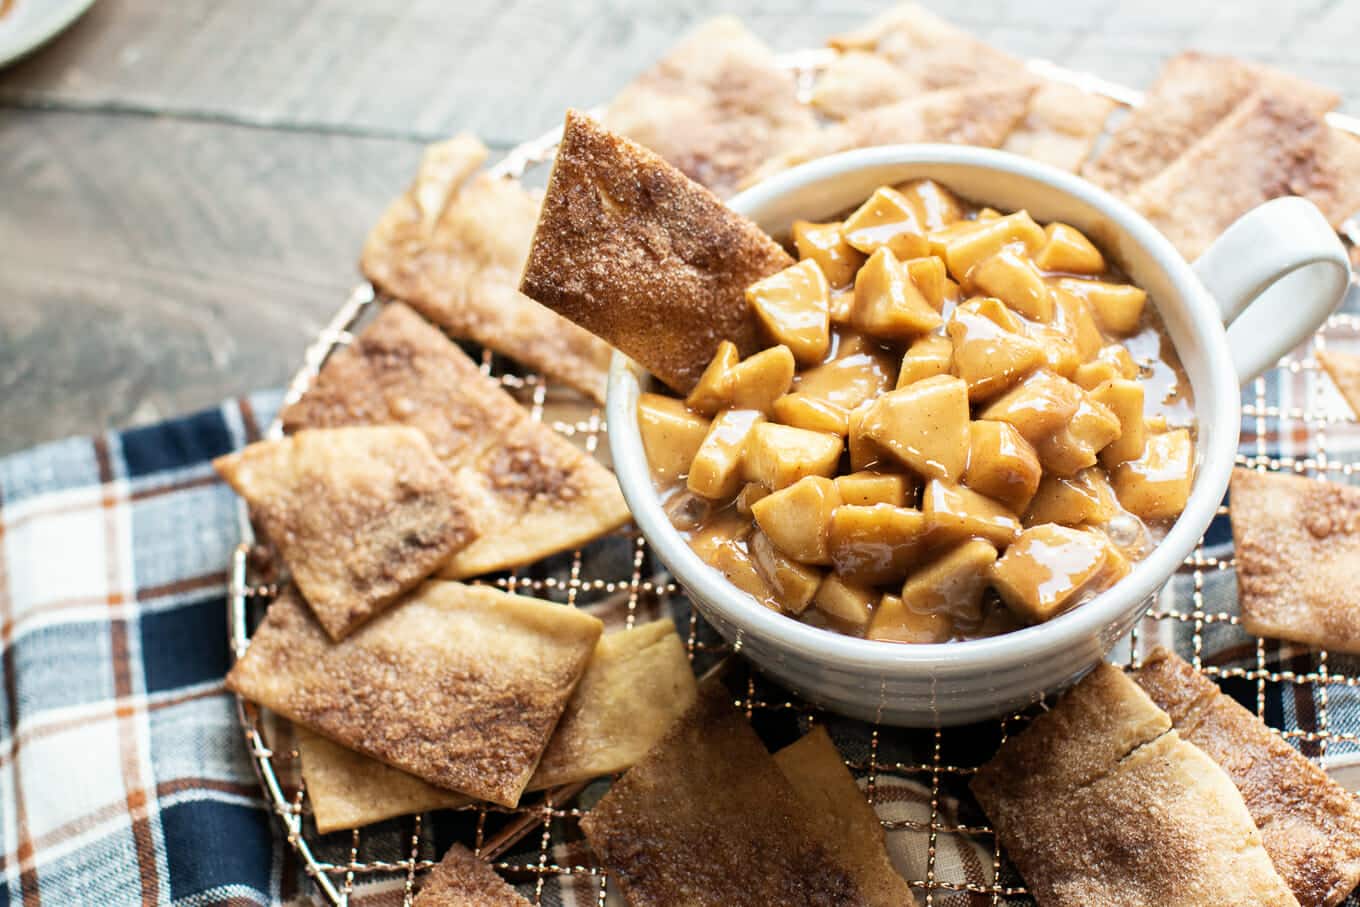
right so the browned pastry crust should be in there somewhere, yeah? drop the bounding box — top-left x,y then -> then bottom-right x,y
1134,649 -> 1360,907
580,683 -> 880,906
1001,81 -> 1116,173
413,844 -> 530,907
520,110 -> 793,394
603,17 -> 817,198
1128,91 -> 1358,260
747,84 -> 1036,186
971,663 -> 1299,907
213,426 -> 475,641
226,583 -> 602,806
361,134 -> 613,403
1083,52 -> 1337,197
1318,350 -> 1360,418
280,302 -> 629,579
1230,466 -> 1360,653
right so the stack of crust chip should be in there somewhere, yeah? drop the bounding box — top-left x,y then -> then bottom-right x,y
1229,467 -> 1360,654
971,663 -> 1299,906
580,683 -> 899,906
1319,350 -> 1360,417
214,426 -> 477,641
226,582 -> 602,807
413,844 -> 529,907
603,17 -> 816,199
1084,52 -> 1338,197
361,133 -> 613,403
1134,649 -> 1360,907
520,110 -> 793,394
280,303 -> 629,579
294,620 -> 697,832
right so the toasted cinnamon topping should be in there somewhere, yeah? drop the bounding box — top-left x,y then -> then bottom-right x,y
414,844 -> 530,907
1318,350 -> 1360,418
520,110 -> 793,393
580,683 -> 880,906
280,303 -> 629,579
362,134 -> 613,402
972,663 -> 1298,906
1134,649 -> 1360,907
1230,467 -> 1360,653
603,17 -> 816,198
214,426 -> 476,641
226,583 -> 602,806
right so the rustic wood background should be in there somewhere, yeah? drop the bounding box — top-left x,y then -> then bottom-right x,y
2,0 -> 1358,454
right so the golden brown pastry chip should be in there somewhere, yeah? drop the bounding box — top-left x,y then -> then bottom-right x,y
747,84 -> 1035,186
214,426 -> 476,641
528,619 -> 697,790
971,663 -> 1298,907
520,110 -> 793,394
603,17 -> 817,199
1002,81 -> 1116,172
1084,52 -> 1337,197
773,727 -> 920,907
414,844 -> 529,907
580,683 -> 880,906
226,583 -> 602,806
1230,467 -> 1360,653
1319,350 -> 1360,418
362,133 -> 613,402
298,728 -> 468,835
1134,649 -> 1360,907
280,303 -> 630,579
1128,91 -> 1356,260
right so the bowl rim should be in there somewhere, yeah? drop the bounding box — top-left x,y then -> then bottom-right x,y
607,143 -> 1240,675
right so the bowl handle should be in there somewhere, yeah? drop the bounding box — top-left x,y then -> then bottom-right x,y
1191,196 -> 1351,385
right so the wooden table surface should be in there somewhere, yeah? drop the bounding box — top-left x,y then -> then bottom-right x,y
2,0 -> 1359,454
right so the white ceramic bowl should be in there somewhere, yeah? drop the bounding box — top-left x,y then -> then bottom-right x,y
607,145 -> 1351,726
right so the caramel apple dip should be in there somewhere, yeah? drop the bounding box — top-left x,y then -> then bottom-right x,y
638,180 -> 1197,643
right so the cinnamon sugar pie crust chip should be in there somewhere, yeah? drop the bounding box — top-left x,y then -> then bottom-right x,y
226,583 -> 602,807
519,110 -> 793,394
972,663 -> 1298,907
1318,350 -> 1360,418
362,133 -> 613,403
280,302 -> 629,579
1230,467 -> 1360,654
413,844 -> 530,907
214,426 -> 476,641
1134,649 -> 1360,907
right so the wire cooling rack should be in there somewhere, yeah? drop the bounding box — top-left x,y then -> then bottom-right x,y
227,48 -> 1360,907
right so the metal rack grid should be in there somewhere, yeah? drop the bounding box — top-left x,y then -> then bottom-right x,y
226,49 -> 1360,907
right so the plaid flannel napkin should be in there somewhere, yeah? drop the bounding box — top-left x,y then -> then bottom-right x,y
5,288 -> 1360,905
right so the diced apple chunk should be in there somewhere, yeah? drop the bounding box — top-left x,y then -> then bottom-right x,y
1027,323 -> 1082,378
851,247 -> 942,341
847,402 -> 888,471
734,482 -> 770,517
1057,278 -> 1147,336
942,211 -> 1046,282
743,423 -> 842,490
867,593 -> 952,643
894,179 -> 967,230
978,370 -> 1084,446
899,539 -> 998,625
991,524 -> 1128,623
687,409 -> 765,500
906,256 -> 949,309
922,479 -> 1020,549
861,375 -> 971,481
841,186 -> 930,259
1074,344 -> 1138,389
946,297 -> 1045,401
727,346 -> 796,413
793,219 -> 864,289
1092,378 -> 1146,467
828,504 -> 930,586
773,393 -> 849,435
685,340 -> 740,415
1052,287 -> 1104,362
794,342 -> 898,412
637,393 -> 711,482
897,334 -> 954,388
750,529 -> 823,615
1034,394 -> 1121,476
969,249 -> 1054,322
835,471 -> 913,507
750,475 -> 840,565
964,420 -> 1042,513
1111,429 -> 1194,520
1035,223 -> 1106,274
747,260 -> 832,367
1025,469 -> 1118,527
709,539 -> 775,606
813,574 -> 877,630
